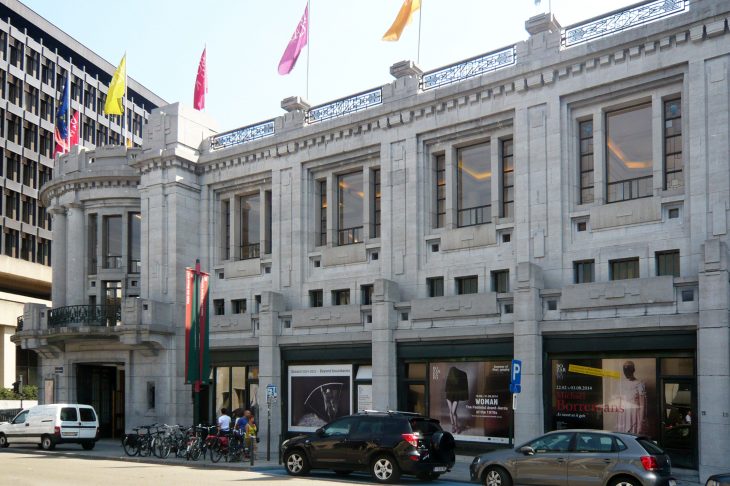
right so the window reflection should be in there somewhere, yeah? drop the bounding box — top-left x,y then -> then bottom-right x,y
103,215 -> 122,268
338,171 -> 364,245
457,143 -> 491,226
240,194 -> 260,260
606,104 -> 652,202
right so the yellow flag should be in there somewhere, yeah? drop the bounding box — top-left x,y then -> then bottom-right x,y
382,0 -> 421,41
104,54 -> 126,115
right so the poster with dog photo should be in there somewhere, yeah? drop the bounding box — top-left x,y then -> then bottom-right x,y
288,364 -> 352,432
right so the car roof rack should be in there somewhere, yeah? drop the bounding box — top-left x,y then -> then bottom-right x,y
386,410 -> 421,416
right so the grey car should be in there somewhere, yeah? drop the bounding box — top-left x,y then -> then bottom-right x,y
706,474 -> 730,486
469,429 -> 676,486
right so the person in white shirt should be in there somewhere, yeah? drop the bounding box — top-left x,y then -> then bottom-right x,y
217,407 -> 231,434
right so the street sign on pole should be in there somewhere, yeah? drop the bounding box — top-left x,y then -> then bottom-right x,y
510,359 -> 522,394
265,384 -> 278,462
266,384 -> 278,401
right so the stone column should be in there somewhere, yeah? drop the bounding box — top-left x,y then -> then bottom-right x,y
258,291 -> 284,459
66,203 -> 85,306
513,262 -> 544,444
371,279 -> 400,411
697,238 -> 730,481
50,207 -> 67,307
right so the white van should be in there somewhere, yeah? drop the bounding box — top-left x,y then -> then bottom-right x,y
0,404 -> 99,450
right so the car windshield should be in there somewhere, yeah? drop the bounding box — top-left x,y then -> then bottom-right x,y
528,432 -> 573,452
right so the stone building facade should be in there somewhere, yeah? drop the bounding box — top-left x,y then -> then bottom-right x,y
15,0 -> 730,481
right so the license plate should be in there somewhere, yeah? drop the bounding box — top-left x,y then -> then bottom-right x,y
433,467 -> 447,473
668,480 -> 677,486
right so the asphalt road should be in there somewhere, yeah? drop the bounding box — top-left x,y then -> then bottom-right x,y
2,451 -> 471,485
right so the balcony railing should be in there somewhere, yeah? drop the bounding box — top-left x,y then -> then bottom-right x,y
16,315 -> 23,331
239,243 -> 260,261
306,88 -> 383,124
129,259 -> 141,273
607,175 -> 652,203
104,255 -> 122,269
48,305 -> 121,328
210,120 -> 275,150
338,226 -> 363,246
421,46 -> 516,91
458,204 -> 492,227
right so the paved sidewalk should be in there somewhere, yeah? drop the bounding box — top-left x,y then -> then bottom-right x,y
1,439 -> 702,485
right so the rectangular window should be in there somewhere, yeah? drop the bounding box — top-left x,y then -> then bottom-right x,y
264,190 -> 272,254
427,277 -> 444,297
456,276 -> 478,295
656,250 -> 680,277
318,179 -> 327,246
663,98 -> 682,189
332,289 -> 350,305
128,212 -> 141,273
610,258 -> 640,280
361,284 -> 374,305
309,289 -> 323,308
239,193 -> 260,260
606,104 -> 653,203
574,260 -> 595,284
103,215 -> 122,269
492,270 -> 510,293
434,155 -> 445,228
501,139 -> 514,218
457,143 -> 491,227
88,214 -> 98,274
232,299 -> 247,314
338,171 -> 364,245
579,120 -> 594,204
222,200 -> 230,260
371,168 -> 381,238
213,299 -> 225,316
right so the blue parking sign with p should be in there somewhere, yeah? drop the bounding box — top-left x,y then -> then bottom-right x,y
510,359 -> 522,394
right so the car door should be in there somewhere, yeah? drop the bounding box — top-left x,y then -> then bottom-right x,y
514,432 -> 573,486
59,406 -> 80,440
6,410 -> 30,444
78,407 -> 98,439
308,417 -> 359,467
568,432 -> 620,486
344,416 -> 379,466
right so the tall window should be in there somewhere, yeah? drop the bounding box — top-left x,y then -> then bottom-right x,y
434,155 -> 445,228
309,289 -> 323,308
501,139 -> 514,218
361,284 -> 374,305
663,98 -> 682,189
656,250 -> 680,277
456,276 -> 478,295
457,143 -> 491,227
232,299 -> 247,314
264,191 -> 272,254
579,120 -> 594,204
222,200 -> 230,260
492,270 -> 510,293
332,289 -> 350,305
606,104 -> 652,203
239,194 -> 260,260
427,277 -> 444,297
318,180 -> 327,246
574,260 -> 595,284
103,215 -> 122,269
337,171 -> 363,245
128,212 -> 141,273
88,214 -> 97,274
371,168 -> 381,238
610,258 -> 640,280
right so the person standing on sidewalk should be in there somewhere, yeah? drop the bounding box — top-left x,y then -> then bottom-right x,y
245,414 -> 258,458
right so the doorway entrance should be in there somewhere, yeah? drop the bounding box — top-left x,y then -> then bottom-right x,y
76,364 -> 124,438
660,378 -> 694,469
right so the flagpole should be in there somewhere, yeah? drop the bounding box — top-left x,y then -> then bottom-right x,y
417,0 -> 422,64
306,0 -> 310,100
66,58 -> 71,152
123,51 -> 128,145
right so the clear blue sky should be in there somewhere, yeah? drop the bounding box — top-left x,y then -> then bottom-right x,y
23,0 -> 636,131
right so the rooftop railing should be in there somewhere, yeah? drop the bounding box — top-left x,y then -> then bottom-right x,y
48,304 -> 121,328
562,0 -> 688,47
306,88 -> 382,124
421,46 -> 516,91
210,120 -> 276,150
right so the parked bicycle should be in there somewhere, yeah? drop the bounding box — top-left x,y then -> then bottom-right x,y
121,424 -> 158,457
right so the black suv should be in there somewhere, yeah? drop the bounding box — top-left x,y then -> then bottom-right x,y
281,411 -> 455,483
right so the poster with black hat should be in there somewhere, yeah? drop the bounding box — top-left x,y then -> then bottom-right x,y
288,364 -> 352,432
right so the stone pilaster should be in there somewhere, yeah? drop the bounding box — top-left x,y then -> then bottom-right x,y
66,203 -> 85,305
49,207 -> 67,307
513,261 -> 544,444
697,238 -> 730,481
371,279 -> 400,411
258,291 -> 284,459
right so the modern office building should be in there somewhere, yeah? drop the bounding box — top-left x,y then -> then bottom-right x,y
0,0 -> 164,390
14,0 -> 730,481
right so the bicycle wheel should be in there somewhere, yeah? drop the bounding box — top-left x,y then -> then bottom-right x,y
209,438 -> 224,463
155,437 -> 171,459
122,435 -> 139,457
138,438 -> 153,457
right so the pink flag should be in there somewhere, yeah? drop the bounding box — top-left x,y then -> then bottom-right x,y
69,111 -> 79,147
278,4 -> 308,75
194,48 -> 207,110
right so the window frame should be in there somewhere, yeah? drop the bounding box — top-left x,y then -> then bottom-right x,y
663,97 -> 682,190
501,138 -> 514,218
605,103 -> 653,203
573,260 -> 595,284
656,250 -> 680,277
456,275 -> 479,295
457,142 -> 492,227
609,257 -> 640,281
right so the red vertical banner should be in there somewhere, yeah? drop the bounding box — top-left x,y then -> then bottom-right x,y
184,267 -> 195,384
198,273 -> 210,385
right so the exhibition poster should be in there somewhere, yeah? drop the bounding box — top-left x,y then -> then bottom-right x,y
288,364 -> 352,432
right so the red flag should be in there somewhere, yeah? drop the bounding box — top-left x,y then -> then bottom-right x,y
278,4 -> 308,75
69,111 -> 80,148
54,110 -> 80,156
193,48 -> 207,110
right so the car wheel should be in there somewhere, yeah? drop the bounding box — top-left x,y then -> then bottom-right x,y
484,466 -> 512,486
610,477 -> 641,486
371,454 -> 401,484
284,450 -> 311,476
334,470 -> 353,476
41,435 -> 56,451
0,434 -> 9,448
82,441 -> 95,450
